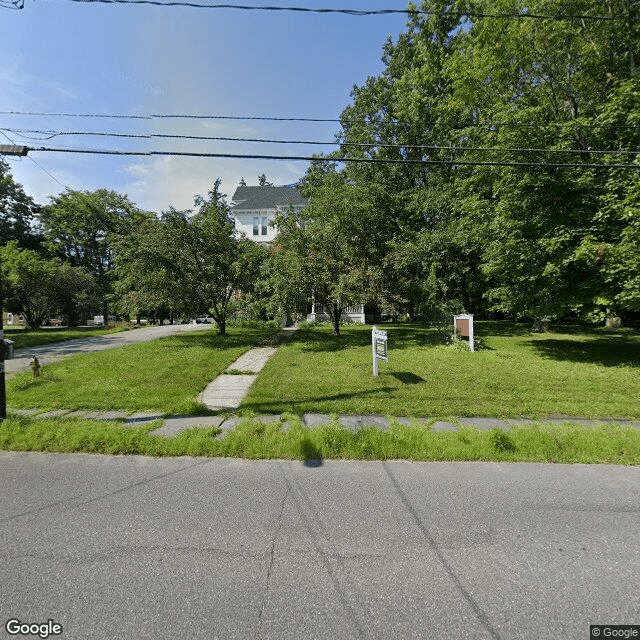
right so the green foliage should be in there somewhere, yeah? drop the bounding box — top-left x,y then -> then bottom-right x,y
264,168 -> 385,335
0,160 -> 43,250
310,0 -> 640,325
1,242 -> 94,330
40,189 -> 140,322
113,185 -> 267,335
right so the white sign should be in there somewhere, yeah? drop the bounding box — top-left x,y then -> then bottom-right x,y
372,326 -> 388,377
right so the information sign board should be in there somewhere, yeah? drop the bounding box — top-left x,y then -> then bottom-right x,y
453,314 -> 475,352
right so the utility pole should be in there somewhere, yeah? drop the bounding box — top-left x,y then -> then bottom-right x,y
0,272 -> 5,420
0,146 -> 30,418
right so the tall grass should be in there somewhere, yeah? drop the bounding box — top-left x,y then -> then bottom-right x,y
1,413 -> 638,465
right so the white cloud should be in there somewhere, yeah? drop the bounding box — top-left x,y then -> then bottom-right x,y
121,154 -> 307,213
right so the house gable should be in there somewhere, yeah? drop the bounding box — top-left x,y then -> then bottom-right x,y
231,184 -> 307,242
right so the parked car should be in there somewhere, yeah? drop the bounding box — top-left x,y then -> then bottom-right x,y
192,317 -> 211,324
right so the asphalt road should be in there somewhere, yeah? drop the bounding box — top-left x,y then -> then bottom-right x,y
5,323 -> 213,378
1,453 -> 638,640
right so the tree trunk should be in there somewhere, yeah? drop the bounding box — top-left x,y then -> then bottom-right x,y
216,315 -> 226,335
331,302 -> 341,336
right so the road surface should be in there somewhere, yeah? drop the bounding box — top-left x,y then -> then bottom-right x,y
1,453 -> 638,640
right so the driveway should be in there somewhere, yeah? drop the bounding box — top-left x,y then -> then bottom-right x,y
1,454 -> 638,640
4,323 -> 213,378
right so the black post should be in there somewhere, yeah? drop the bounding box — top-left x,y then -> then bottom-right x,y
0,275 -> 6,420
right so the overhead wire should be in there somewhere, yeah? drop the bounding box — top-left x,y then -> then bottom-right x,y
2,127 -> 639,157
24,145 -> 640,169
18,1 -> 637,21
3,111 -> 640,131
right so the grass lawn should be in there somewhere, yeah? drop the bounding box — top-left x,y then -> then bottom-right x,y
4,325 -> 130,350
6,323 -> 279,415
1,413 -> 639,464
242,321 -> 640,419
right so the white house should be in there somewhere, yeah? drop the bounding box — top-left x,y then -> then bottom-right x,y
230,184 -> 307,243
230,182 -> 366,323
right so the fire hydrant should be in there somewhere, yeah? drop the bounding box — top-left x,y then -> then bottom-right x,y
30,356 -> 41,378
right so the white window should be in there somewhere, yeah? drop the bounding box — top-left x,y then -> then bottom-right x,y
261,216 -> 268,235
253,217 -> 259,235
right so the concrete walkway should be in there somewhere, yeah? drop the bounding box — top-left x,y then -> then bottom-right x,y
197,326 -> 297,411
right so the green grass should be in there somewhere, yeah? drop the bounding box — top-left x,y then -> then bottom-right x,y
242,322 -> 640,419
1,413 -> 639,464
7,324 -> 279,415
4,325 -> 131,350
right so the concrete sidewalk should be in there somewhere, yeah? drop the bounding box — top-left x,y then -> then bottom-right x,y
9,407 -> 640,438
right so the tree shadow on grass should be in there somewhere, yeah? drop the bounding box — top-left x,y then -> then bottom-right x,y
391,372 -> 425,385
528,337 -> 640,368
297,324 -> 442,353
242,387 -> 395,414
168,328 -> 273,351
297,329 -> 370,353
475,321 -> 533,337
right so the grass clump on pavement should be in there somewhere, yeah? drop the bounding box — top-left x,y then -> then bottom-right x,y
7,323 -> 279,415
1,413 -> 639,464
242,322 -> 640,419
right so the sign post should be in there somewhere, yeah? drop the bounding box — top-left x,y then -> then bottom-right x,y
372,326 -> 388,377
453,314 -> 474,352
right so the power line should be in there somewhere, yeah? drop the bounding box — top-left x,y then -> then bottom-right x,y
3,111 -> 640,132
0,110 -> 340,122
27,145 -> 640,169
3,127 -> 639,157
24,1 -> 637,21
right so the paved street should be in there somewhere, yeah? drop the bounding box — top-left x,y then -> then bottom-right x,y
5,323 -> 213,378
1,452 -> 638,640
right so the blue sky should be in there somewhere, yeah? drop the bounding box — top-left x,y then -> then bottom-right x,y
1,1 -> 409,212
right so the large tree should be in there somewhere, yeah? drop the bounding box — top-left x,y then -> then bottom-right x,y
1,242 -> 94,330
266,166 -> 384,335
114,182 -> 265,335
316,0 -> 640,325
0,159 -> 42,250
40,189 -> 139,322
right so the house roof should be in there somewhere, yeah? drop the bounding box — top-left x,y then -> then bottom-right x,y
230,185 -> 307,211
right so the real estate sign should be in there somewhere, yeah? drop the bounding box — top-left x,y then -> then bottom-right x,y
372,326 -> 388,377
